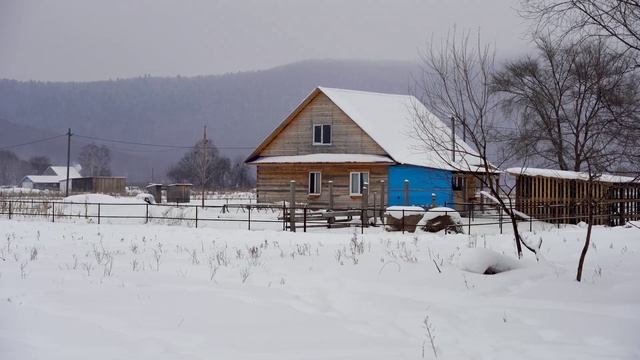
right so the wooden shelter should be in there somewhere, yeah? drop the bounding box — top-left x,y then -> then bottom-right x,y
167,183 -> 192,203
70,177 -> 126,195
508,168 -> 640,226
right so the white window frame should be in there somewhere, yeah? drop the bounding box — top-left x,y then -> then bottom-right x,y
312,124 -> 332,145
349,171 -> 369,196
308,171 -> 321,195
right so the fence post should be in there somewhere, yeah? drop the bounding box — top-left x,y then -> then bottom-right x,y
361,208 -> 365,234
529,214 -> 532,232
499,207 -> 503,234
195,206 -> 198,228
303,207 -> 307,233
248,205 -> 251,230
52,202 -> 55,223
380,180 -> 386,223
145,203 -> 149,224
8,200 -> 11,220
98,203 -> 101,225
372,192 -> 377,226
468,211 -> 471,235
289,180 -> 296,232
328,181 -> 334,211
361,183 -> 369,227
282,202 -> 286,231
402,209 -> 405,234
403,180 -> 410,206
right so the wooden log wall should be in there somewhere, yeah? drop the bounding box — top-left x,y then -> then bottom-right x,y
515,174 -> 640,225
260,93 -> 387,157
256,164 -> 387,209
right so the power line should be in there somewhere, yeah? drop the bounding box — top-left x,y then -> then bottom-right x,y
74,133 -> 255,150
0,134 -> 66,150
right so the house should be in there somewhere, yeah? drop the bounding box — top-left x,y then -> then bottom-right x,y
21,165 -> 82,191
508,167 -> 640,226
245,87 -> 493,210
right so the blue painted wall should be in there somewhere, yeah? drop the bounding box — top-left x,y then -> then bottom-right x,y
387,165 -> 453,207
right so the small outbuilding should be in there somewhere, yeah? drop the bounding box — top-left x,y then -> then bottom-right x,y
68,177 -> 127,195
145,184 -> 163,204
167,183 -> 192,203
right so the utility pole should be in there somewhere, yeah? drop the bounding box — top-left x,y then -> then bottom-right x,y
65,128 -> 72,197
201,125 -> 207,207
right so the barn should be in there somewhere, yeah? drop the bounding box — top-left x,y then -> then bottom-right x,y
246,87 -> 493,210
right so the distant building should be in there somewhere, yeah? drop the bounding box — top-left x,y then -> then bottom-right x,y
20,165 -> 82,191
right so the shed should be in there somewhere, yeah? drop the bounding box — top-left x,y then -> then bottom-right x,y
167,183 -> 192,203
508,168 -> 640,226
69,177 -> 127,194
145,184 -> 163,204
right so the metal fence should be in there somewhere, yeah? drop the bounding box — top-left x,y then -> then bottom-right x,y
0,198 -> 631,234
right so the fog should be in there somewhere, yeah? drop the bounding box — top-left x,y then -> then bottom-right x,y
1,0 -> 529,81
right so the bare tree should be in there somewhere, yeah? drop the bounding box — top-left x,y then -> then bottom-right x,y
522,0 -> 640,60
493,36 -> 640,172
78,143 -> 112,176
28,156 -> 51,175
167,139 -> 231,198
0,150 -> 30,185
413,30 -> 538,259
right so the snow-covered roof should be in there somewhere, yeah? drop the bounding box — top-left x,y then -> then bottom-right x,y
45,166 -> 82,179
319,87 -> 482,171
22,175 -> 62,184
247,87 -> 485,172
506,167 -> 639,183
248,154 -> 395,164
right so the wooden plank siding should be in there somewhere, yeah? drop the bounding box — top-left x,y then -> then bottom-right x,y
514,174 -> 640,225
260,92 -> 387,157
257,164 -> 387,209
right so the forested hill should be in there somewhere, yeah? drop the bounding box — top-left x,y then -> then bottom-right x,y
0,59 -> 419,182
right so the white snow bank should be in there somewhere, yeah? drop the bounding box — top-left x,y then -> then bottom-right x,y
457,248 -> 522,274
419,207 -> 462,223
63,194 -> 145,204
135,193 -> 155,204
384,206 -> 425,219
507,167 -> 638,183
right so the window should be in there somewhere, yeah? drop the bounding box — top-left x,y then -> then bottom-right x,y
452,175 -> 464,191
308,172 -> 321,195
350,172 -> 369,195
313,124 -> 331,145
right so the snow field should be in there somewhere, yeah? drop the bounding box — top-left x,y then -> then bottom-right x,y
1,219 -> 639,359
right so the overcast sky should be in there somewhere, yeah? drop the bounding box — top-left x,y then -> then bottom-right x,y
0,0 -> 530,82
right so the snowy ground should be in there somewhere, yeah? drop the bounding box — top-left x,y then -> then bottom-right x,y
1,219 -> 639,359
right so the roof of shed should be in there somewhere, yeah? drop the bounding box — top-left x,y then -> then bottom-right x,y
506,167 -> 639,183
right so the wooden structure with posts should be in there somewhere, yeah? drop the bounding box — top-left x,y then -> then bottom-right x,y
70,176 -> 127,195
508,168 -> 640,226
167,183 -> 192,203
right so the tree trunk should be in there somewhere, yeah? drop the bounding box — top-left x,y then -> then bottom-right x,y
576,195 -> 594,282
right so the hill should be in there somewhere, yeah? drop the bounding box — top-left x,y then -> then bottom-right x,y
0,59 -> 419,182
